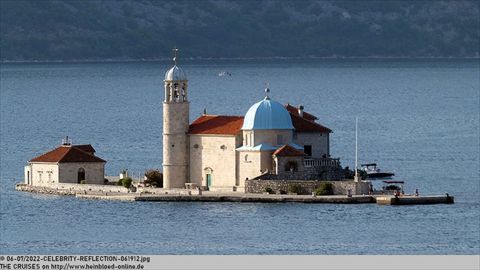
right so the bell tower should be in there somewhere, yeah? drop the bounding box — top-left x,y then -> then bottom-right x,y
163,48 -> 189,189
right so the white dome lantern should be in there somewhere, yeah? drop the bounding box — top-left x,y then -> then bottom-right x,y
165,65 -> 187,81
241,92 -> 293,130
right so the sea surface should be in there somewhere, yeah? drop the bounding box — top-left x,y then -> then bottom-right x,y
0,59 -> 479,254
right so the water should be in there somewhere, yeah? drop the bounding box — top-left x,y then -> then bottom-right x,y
1,59 -> 479,254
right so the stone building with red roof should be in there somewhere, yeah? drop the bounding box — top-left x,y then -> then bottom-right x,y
24,138 -> 106,186
162,51 -> 338,192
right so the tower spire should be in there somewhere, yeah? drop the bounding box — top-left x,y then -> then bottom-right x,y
173,47 -> 179,66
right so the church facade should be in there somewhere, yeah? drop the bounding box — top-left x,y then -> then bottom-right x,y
162,53 -> 335,192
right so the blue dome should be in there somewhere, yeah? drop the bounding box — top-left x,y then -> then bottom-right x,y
165,65 -> 187,81
241,97 -> 294,130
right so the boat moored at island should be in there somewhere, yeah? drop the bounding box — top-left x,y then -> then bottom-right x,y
361,163 -> 395,179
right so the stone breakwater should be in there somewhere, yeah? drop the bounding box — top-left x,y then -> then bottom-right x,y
76,193 -> 377,203
16,184 -> 454,205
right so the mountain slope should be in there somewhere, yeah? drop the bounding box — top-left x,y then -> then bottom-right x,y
1,0 -> 478,61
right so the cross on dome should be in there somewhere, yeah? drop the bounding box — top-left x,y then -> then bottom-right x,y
264,83 -> 270,100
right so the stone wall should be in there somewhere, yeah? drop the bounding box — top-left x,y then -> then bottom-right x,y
255,165 -> 348,181
163,101 -> 189,189
16,183 -> 202,196
59,162 -> 105,185
16,183 -> 128,195
245,179 -> 370,195
294,132 -> 329,158
189,134 -> 240,190
26,162 -> 105,186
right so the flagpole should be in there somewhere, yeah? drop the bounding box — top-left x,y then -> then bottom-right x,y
355,117 -> 359,182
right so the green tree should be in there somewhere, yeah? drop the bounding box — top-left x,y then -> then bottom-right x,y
144,169 -> 163,188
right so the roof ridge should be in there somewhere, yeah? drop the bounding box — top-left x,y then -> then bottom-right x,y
57,146 -> 74,162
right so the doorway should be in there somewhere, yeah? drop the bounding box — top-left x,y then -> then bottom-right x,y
206,173 -> 212,190
77,168 -> 85,183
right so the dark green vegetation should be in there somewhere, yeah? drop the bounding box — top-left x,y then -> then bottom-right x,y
118,177 -> 132,188
1,0 -> 478,61
144,169 -> 163,188
314,182 -> 333,196
288,183 -> 303,194
264,187 -> 274,194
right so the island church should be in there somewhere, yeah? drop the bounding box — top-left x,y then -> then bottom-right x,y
163,51 -> 337,192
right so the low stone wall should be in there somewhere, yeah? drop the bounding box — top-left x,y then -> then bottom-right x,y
245,179 -> 370,195
255,166 -> 349,181
16,183 -> 199,196
16,183 -> 129,195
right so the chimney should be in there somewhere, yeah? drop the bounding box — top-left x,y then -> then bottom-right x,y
298,105 -> 304,118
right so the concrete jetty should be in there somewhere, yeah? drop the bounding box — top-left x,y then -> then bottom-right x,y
16,184 -> 454,205
75,193 -> 376,204
376,195 -> 454,205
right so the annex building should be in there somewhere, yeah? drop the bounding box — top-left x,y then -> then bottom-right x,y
24,138 -> 106,186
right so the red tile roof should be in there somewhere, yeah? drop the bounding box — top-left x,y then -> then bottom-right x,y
30,145 -> 106,163
290,114 -> 332,133
188,106 -> 331,135
273,145 -> 306,156
189,115 -> 244,135
285,104 -> 318,121
72,144 -> 95,154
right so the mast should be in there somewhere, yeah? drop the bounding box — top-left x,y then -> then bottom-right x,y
354,117 -> 360,182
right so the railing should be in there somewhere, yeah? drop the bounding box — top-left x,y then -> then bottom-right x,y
304,158 -> 340,168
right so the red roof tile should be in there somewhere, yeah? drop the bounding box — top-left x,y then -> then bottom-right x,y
273,145 -> 305,156
285,104 -> 318,121
290,114 -> 332,133
189,115 -> 244,135
73,144 -> 95,154
30,145 -> 106,163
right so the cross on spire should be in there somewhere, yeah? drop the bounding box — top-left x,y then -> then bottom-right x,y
172,47 -> 179,65
264,82 -> 270,99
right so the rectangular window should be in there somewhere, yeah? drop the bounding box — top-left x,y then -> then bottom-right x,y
277,135 -> 283,145
304,145 -> 312,157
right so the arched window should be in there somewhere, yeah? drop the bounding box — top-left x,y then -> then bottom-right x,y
173,83 -> 179,101
77,168 -> 85,183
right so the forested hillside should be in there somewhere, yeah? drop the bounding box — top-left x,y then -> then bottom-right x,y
1,0 -> 478,61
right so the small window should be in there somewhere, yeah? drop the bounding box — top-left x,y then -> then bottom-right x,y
277,134 -> 283,145
244,154 -> 248,162
304,145 -> 312,157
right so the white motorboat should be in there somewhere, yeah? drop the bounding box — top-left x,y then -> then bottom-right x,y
361,163 -> 395,178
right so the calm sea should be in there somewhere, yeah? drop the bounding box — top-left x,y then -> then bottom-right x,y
0,59 -> 479,254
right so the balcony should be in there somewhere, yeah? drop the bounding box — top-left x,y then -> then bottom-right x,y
304,158 -> 340,168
